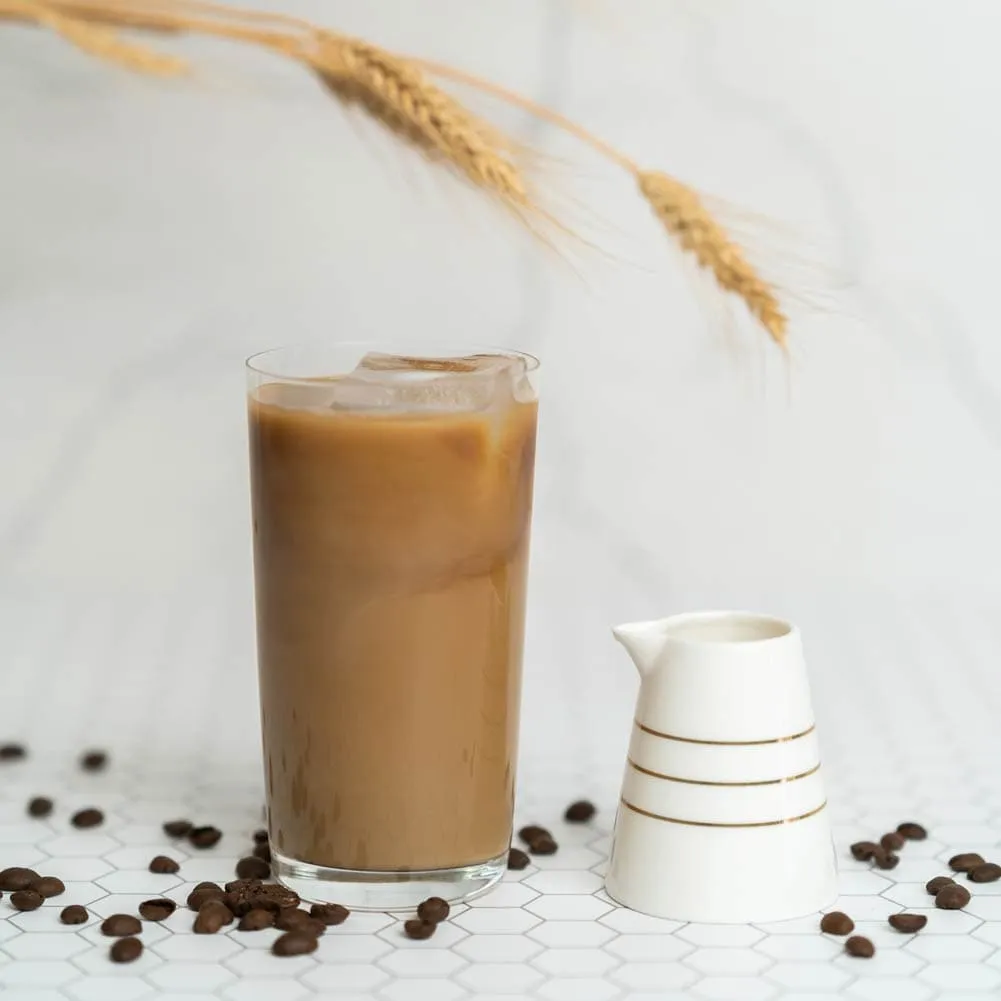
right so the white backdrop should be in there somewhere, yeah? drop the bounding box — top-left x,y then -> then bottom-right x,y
2,1 -> 1001,750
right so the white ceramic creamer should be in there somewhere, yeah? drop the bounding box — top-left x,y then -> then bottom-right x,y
605,611 -> 838,923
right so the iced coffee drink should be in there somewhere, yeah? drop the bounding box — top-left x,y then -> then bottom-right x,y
247,345 -> 539,909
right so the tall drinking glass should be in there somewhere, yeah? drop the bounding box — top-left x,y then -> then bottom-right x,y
246,344 -> 539,909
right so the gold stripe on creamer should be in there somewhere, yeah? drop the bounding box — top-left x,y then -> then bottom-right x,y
628,758 -> 821,787
620,797 -> 827,828
634,720 -> 815,746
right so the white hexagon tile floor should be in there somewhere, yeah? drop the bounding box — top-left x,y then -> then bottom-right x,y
2,585 -> 1001,1001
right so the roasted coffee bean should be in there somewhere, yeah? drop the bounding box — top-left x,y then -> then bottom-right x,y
188,825 -> 222,849
845,935 -> 875,958
969,863 -> 1001,883
518,825 -> 550,844
253,828 -> 269,844
32,876 -> 65,898
163,819 -> 193,838
238,908 -> 275,931
225,878 -> 260,894
872,849 -> 899,870
110,937 -> 143,963
850,841 -> 880,861
139,898 -> 176,921
274,908 -> 324,934
252,841 -> 272,863
0,743 -> 26,761
949,852 -> 985,872
417,897 -> 450,923
529,835 -> 559,856
820,911 -> 855,935
193,899 -> 234,934
187,886 -> 226,910
404,918 -> 436,940
0,867 -> 40,891
896,821 -> 927,841
10,889 -> 43,911
148,855 -> 179,875
272,931 -> 318,956
71,808 -> 103,829
507,847 -> 530,871
27,797 -> 53,818
249,883 -> 299,912
888,913 -> 928,933
310,903 -> 349,926
80,750 -> 107,772
60,904 -> 88,925
101,914 -> 142,937
194,880 -> 223,891
564,800 -> 597,823
235,856 -> 270,880
936,884 -> 971,910
927,875 -> 955,895
880,832 -> 905,852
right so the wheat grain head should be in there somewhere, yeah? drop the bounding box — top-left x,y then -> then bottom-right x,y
639,169 -> 787,346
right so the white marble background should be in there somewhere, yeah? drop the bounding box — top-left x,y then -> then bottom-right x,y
2,0 -> 1001,766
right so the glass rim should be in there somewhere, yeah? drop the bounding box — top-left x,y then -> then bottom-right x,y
246,342 -> 541,383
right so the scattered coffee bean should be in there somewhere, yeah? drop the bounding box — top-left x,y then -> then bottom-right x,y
238,908 -> 275,931
880,832 -> 905,852
187,886 -> 226,910
138,898 -> 176,921
564,800 -> 597,823
101,914 -> 142,937
32,876 -> 65,898
163,819 -> 193,838
529,835 -> 559,856
404,918 -> 436,940
225,878 -> 260,894
71,808 -> 103,829
820,911 -> 855,935
272,931 -> 318,956
235,856 -> 270,880
253,828 -> 269,844
888,913 -> 928,933
226,882 -> 299,917
0,867 -> 40,891
949,852 -> 985,873
417,897 -> 450,923
507,847 -> 530,871
310,903 -> 349,926
0,743 -> 26,761
60,904 -> 88,925
80,750 -> 107,772
850,841 -> 879,861
110,937 -> 143,963
845,935 -> 875,958
10,889 -> 43,911
872,849 -> 899,870
252,841 -> 272,863
27,797 -> 53,818
896,821 -> 927,841
193,899 -> 234,934
148,855 -> 179,875
969,863 -> 1001,883
936,884 -> 971,910
275,908 -> 325,935
518,825 -> 550,844
927,875 -> 956,895
194,880 -> 223,891
188,825 -> 222,849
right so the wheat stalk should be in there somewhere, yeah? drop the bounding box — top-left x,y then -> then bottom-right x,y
415,59 -> 788,345
306,33 -> 529,210
7,0 -> 789,345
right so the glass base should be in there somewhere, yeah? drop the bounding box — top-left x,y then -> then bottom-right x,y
273,849 -> 508,911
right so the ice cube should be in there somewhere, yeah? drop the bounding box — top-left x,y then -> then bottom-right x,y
327,352 -> 525,413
